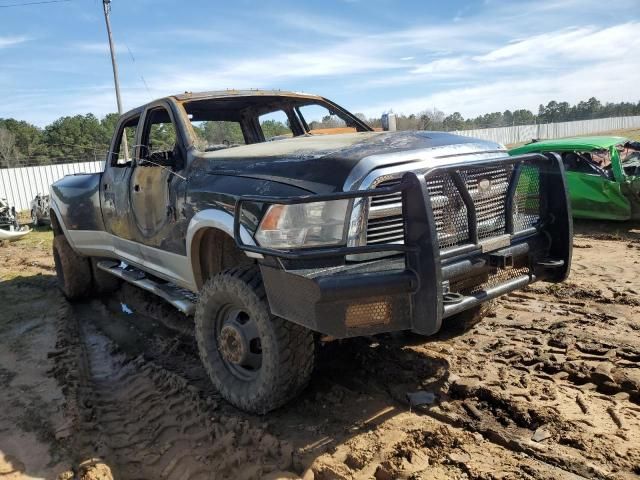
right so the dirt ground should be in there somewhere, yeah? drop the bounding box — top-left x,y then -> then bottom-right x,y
0,222 -> 639,480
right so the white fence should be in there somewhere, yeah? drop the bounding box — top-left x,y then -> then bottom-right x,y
0,161 -> 104,212
452,115 -> 640,146
1,115 -> 639,213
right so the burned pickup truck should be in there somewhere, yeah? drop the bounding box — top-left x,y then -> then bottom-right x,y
50,90 -> 572,412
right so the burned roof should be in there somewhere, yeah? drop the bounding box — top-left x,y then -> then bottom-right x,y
121,90 -> 330,121
171,89 -> 324,102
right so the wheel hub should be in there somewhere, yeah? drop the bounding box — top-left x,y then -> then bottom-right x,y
219,324 -> 247,364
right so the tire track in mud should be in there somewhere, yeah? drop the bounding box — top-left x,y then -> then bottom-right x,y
52,300 -> 297,480
409,290 -> 640,479
297,238 -> 639,479
294,337 -> 605,480
293,282 -> 640,479
46,236 -> 640,480
51,295 -> 640,480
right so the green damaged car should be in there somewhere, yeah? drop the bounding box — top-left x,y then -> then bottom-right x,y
510,136 -> 640,220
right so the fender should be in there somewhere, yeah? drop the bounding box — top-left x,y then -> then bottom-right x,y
49,200 -> 76,246
186,208 -> 263,289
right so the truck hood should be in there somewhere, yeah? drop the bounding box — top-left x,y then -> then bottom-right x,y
189,131 -> 503,193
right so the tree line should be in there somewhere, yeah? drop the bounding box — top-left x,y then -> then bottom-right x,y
372,97 -> 640,132
0,113 -> 120,168
2,96 -> 639,168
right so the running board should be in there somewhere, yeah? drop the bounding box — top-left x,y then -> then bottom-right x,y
96,260 -> 197,316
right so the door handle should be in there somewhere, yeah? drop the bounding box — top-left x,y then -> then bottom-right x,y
134,184 -> 141,192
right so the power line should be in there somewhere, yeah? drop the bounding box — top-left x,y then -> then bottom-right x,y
0,0 -> 71,8
125,43 -> 152,97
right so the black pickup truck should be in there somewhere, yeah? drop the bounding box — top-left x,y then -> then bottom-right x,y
50,90 -> 572,413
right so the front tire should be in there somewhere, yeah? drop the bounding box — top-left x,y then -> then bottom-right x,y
195,266 -> 315,413
53,235 -> 91,300
443,299 -> 497,333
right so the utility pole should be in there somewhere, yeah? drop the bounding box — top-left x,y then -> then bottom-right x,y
102,0 -> 128,159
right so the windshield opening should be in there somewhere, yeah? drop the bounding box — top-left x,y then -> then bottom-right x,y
296,104 -> 353,136
182,95 -> 371,151
258,110 -> 292,141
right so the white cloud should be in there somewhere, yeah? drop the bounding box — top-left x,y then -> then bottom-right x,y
474,23 -> 640,66
365,22 -> 640,89
0,35 -> 30,49
4,0 -> 640,127
74,42 -> 110,54
142,39 -> 404,95
359,58 -> 640,118
72,41 -> 152,57
410,57 -> 469,75
273,11 -> 366,39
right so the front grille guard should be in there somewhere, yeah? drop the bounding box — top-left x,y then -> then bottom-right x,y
233,152 -> 571,334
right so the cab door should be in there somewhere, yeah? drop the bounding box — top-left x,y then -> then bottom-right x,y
558,149 -> 630,221
129,103 -> 187,254
100,113 -> 141,242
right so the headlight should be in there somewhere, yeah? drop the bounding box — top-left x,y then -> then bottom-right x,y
255,199 -> 349,249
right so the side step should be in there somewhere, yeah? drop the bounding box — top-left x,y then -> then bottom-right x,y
96,260 -> 197,316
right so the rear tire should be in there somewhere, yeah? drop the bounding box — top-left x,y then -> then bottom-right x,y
53,235 -> 91,300
195,266 -> 315,413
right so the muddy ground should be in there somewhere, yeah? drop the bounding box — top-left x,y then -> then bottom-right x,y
0,222 -> 639,480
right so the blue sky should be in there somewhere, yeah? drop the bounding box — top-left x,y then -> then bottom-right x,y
1,0 -> 639,126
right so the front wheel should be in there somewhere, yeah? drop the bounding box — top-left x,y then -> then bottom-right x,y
195,266 -> 315,413
442,299 -> 497,333
31,210 -> 39,227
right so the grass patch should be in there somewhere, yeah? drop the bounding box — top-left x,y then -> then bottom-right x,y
11,227 -> 53,250
597,127 -> 640,141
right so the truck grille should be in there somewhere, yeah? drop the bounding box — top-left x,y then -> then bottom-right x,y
366,164 -> 541,249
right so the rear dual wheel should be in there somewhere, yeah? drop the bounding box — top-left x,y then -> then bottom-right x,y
195,266 -> 315,413
53,235 -> 91,300
53,234 -> 120,300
